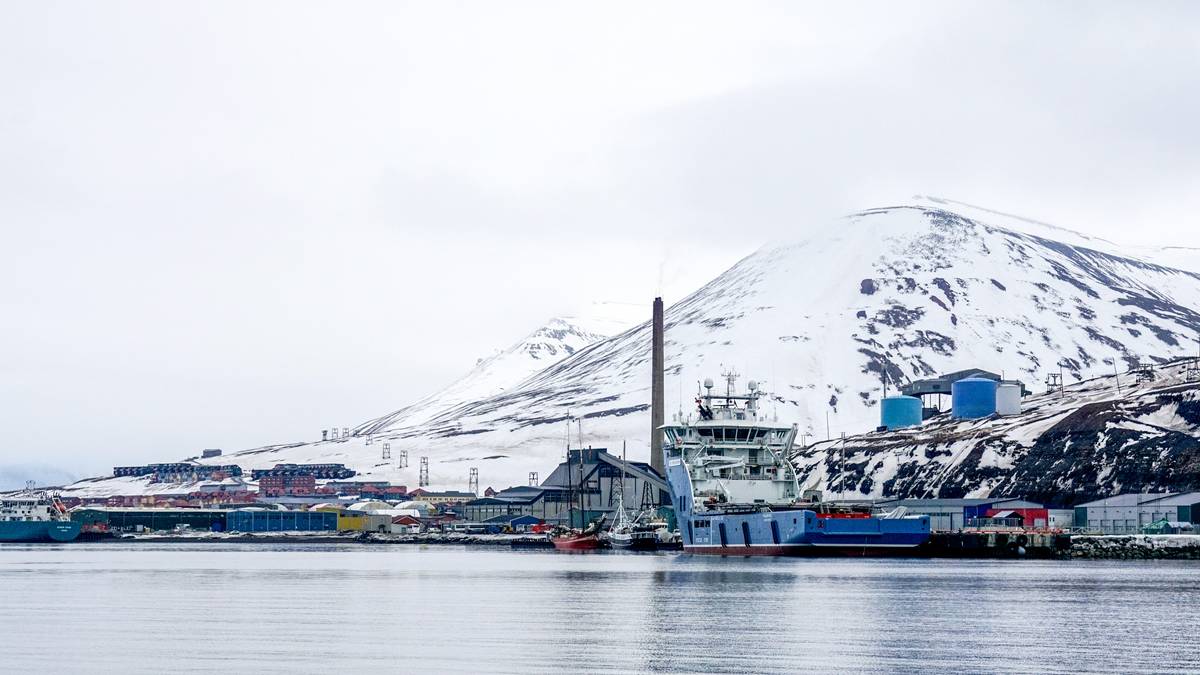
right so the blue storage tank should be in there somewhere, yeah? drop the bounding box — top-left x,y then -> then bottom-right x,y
952,377 -> 998,419
880,396 -> 922,429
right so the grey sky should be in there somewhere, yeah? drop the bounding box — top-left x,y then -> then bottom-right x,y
2,2 -> 1198,479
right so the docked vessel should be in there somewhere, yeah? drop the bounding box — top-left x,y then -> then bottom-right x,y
606,500 -> 658,551
605,446 -> 660,551
0,493 -> 81,543
662,374 -> 930,555
552,517 -> 605,550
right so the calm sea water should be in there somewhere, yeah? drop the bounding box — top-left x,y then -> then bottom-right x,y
1,543 -> 1198,674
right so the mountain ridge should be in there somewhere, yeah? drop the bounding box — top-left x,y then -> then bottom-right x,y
62,198 -> 1200,497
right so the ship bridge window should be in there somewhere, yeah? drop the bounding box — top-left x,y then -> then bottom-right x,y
736,428 -> 750,442
698,428 -> 713,437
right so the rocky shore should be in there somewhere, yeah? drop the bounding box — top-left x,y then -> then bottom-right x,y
1070,535 -> 1200,559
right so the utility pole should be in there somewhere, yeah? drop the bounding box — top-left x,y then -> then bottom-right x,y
839,432 -> 846,500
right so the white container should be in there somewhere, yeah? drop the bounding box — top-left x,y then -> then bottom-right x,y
996,383 -> 1022,416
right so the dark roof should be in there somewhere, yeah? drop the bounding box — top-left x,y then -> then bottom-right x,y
1141,492 -> 1200,506
483,514 -> 543,524
876,498 -> 994,507
1077,493 -> 1176,508
463,497 -> 509,506
900,369 -> 1029,397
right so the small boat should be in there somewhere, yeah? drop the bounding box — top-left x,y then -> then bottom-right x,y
608,526 -> 658,551
510,536 -> 555,549
0,492 -> 81,543
552,515 -> 607,551
552,531 -> 604,550
606,494 -> 658,551
553,421 -> 608,551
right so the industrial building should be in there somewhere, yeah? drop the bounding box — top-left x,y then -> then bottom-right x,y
404,489 -> 477,504
71,507 -> 232,532
391,515 -> 423,534
460,485 -> 568,523
461,448 -> 670,528
897,369 -> 1028,422
482,514 -> 543,533
872,498 -> 1053,532
226,509 -> 337,532
1074,493 -> 1200,534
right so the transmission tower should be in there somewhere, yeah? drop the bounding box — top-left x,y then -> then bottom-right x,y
1133,360 -> 1156,384
398,449 -> 409,468
342,427 -> 349,439
1185,355 -> 1200,382
366,435 -> 373,446
468,467 -> 479,496
419,457 -> 429,487
1045,372 -> 1062,396
529,471 -> 538,486
381,442 -> 391,461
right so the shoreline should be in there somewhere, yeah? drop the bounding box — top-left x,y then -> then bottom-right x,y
51,532 -> 1200,559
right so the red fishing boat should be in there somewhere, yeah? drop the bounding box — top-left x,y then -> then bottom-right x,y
551,531 -> 603,550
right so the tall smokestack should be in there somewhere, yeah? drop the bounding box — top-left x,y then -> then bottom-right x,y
650,297 -> 665,475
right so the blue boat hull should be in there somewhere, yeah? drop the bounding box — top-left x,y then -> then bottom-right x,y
0,521 -> 82,543
667,457 -> 930,556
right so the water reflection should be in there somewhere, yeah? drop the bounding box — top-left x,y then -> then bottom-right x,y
0,545 -> 1197,674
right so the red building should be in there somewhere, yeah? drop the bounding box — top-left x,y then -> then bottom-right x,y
258,474 -> 318,497
985,507 -> 1050,529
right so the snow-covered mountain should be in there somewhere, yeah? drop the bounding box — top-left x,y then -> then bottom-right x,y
354,315 -> 626,436
792,358 -> 1200,506
67,197 -> 1200,496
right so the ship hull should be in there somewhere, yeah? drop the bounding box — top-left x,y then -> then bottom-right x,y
678,510 -> 930,556
0,521 -> 82,543
666,456 -> 930,557
552,534 -> 603,551
683,543 -> 924,557
609,534 -> 658,551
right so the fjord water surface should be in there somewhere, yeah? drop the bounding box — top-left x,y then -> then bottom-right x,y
1,543 -> 1197,674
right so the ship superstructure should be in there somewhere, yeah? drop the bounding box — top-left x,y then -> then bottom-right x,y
0,492 -> 81,542
663,373 -> 930,555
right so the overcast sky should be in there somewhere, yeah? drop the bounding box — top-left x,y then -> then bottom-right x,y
2,2 -> 1198,480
